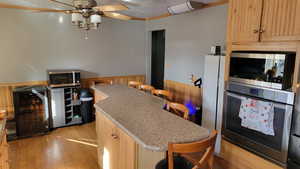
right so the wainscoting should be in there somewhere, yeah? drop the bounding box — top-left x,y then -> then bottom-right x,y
164,80 -> 202,107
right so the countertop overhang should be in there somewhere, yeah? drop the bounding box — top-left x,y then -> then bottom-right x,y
93,85 -> 210,152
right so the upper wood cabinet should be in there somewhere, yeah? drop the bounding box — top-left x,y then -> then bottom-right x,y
260,0 -> 300,41
229,0 -> 300,43
231,0 -> 263,43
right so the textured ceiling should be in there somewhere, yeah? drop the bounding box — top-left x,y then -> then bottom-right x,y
3,0 -> 218,18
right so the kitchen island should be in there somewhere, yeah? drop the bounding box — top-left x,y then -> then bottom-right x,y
93,85 -> 210,169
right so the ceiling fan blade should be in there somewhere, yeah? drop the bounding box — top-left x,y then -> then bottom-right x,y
93,4 -> 128,12
0,2 -> 68,13
103,12 -> 145,21
49,0 -> 75,8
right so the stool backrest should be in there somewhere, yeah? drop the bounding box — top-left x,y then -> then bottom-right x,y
140,85 -> 155,93
128,81 -> 142,89
167,102 -> 189,120
168,130 -> 218,169
152,89 -> 172,100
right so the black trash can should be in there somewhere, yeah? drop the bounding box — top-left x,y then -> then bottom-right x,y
80,89 -> 94,123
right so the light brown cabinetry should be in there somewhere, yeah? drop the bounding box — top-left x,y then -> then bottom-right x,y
96,111 -> 136,169
261,0 -> 300,41
231,0 -> 263,43
230,0 -> 300,43
0,133 -> 9,169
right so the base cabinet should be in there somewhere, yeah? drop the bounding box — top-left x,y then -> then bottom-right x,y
96,111 -> 137,169
0,133 -> 9,169
96,111 -> 165,169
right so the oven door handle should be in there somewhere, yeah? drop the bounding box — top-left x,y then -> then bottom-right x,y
226,92 -> 289,109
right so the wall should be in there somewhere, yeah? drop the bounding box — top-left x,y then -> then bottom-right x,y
146,4 -> 228,84
0,9 -> 146,83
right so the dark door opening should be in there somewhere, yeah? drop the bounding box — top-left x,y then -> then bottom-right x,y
151,30 -> 165,89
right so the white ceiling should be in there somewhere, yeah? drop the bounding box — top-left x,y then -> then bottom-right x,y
3,0 -> 219,18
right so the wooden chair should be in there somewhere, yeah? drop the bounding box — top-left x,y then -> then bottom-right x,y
167,102 -> 189,120
128,81 -> 142,89
140,85 -> 155,93
156,130 -> 218,169
152,89 -> 172,100
0,110 -> 7,119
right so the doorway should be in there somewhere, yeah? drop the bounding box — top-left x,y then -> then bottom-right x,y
151,30 -> 165,89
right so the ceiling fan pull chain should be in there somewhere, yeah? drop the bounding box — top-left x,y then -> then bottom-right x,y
84,30 -> 89,40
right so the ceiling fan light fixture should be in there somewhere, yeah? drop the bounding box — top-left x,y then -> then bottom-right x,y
71,13 -> 84,26
90,14 -> 102,29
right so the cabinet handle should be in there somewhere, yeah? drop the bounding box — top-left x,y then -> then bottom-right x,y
253,29 -> 259,34
260,29 -> 266,33
111,134 -> 119,140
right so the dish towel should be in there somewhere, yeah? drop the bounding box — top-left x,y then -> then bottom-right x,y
239,97 -> 275,136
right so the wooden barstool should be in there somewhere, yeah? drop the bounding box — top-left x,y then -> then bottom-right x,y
140,85 -> 155,93
167,102 -> 189,120
152,89 -> 172,101
128,81 -> 142,89
156,130 -> 218,169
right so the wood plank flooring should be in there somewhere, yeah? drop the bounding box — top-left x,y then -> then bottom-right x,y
8,123 -> 99,169
8,122 -> 226,169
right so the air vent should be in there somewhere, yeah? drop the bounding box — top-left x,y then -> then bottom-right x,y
168,0 -> 205,15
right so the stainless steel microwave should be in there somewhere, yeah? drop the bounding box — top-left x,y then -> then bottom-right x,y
48,70 -> 80,88
229,52 -> 296,91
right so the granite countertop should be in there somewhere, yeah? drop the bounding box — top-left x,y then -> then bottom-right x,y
93,85 -> 210,152
0,119 -> 6,144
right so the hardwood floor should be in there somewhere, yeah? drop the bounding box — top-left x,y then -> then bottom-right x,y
8,122 -> 227,169
8,123 -> 99,169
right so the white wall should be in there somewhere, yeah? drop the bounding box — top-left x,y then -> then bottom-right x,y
146,5 -> 228,84
0,9 -> 146,83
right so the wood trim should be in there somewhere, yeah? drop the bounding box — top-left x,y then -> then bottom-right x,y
146,13 -> 171,21
0,81 -> 47,87
293,42 -> 300,91
232,42 -> 298,52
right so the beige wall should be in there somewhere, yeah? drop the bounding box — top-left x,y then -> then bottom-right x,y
146,5 -> 228,84
0,9 -> 146,83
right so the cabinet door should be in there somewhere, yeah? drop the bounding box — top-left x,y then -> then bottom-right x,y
100,114 -> 120,169
119,129 -> 137,169
261,0 -> 300,41
230,0 -> 263,43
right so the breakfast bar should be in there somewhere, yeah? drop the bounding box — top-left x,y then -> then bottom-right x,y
93,85 -> 210,169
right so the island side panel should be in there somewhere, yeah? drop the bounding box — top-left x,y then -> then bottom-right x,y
137,144 -> 165,169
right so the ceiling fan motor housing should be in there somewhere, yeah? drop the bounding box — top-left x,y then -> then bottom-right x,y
73,0 -> 97,9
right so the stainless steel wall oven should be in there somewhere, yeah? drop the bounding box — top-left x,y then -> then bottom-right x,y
223,51 -> 296,167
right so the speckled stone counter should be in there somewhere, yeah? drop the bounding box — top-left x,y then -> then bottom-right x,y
0,119 -> 6,144
93,85 -> 210,152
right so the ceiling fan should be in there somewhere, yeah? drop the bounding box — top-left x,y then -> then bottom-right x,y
0,0 -> 145,38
